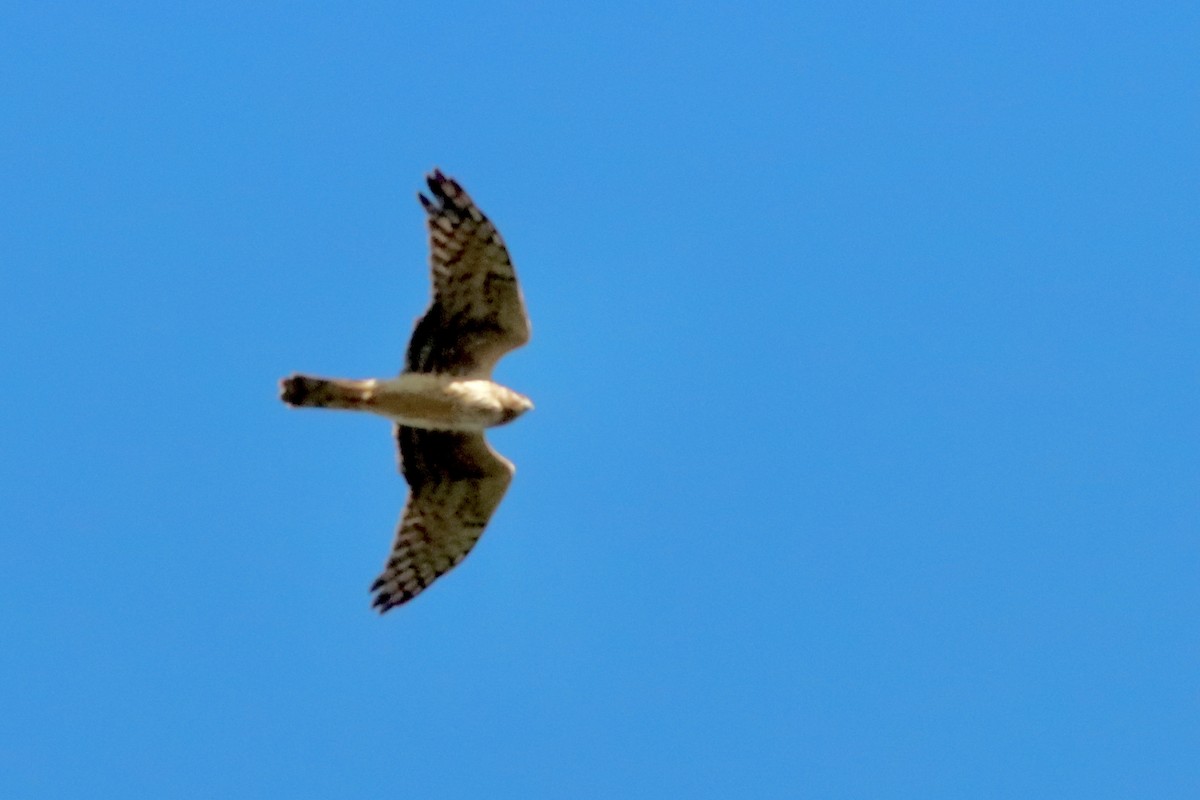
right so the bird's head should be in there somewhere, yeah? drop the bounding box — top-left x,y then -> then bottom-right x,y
498,390 -> 534,425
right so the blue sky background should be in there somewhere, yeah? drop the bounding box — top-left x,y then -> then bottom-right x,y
2,2 -> 1196,797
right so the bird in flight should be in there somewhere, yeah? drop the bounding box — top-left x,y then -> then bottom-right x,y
280,170 -> 532,612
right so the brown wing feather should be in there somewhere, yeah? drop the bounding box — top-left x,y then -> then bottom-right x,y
369,427 -> 514,612
405,170 -> 531,376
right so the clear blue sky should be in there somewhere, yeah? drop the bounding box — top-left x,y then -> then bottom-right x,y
2,2 -> 1196,797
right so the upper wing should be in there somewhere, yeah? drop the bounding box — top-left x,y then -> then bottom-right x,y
369,427 -> 514,612
405,170 -> 531,377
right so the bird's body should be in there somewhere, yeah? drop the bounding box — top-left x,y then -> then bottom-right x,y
280,373 -> 532,432
280,170 -> 531,612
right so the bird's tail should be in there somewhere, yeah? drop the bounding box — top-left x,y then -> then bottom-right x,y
280,374 -> 377,410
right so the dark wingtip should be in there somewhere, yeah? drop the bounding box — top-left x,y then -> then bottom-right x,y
420,168 -> 449,213
419,169 -> 478,225
425,168 -> 466,204
370,576 -> 394,612
425,169 -> 448,197
372,592 -> 395,614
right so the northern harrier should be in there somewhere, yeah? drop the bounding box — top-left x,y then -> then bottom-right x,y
280,170 -> 532,612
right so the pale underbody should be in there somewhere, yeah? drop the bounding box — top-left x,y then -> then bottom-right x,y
285,372 -> 533,432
